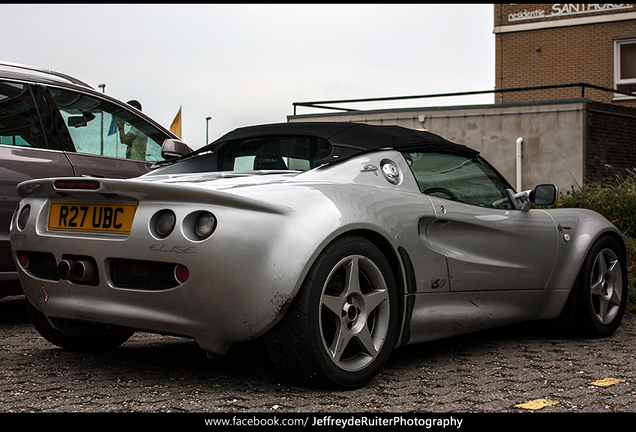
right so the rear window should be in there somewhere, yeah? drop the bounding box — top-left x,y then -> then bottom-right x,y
217,136 -> 332,171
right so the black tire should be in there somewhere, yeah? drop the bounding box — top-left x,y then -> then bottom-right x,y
266,236 -> 400,389
26,298 -> 134,351
571,236 -> 627,338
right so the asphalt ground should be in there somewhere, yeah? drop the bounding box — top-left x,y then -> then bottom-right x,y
1,295 -> 634,427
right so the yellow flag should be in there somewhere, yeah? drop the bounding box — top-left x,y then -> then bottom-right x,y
170,106 -> 182,138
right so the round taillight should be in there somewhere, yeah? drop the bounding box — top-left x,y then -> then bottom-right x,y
194,212 -> 217,240
183,211 -> 218,242
17,205 -> 30,230
175,264 -> 189,283
151,210 -> 176,238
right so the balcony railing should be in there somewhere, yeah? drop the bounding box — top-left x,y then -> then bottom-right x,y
292,83 -> 634,115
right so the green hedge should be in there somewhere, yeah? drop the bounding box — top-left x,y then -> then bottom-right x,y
553,171 -> 636,312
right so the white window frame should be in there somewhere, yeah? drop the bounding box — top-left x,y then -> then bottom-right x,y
614,36 -> 636,100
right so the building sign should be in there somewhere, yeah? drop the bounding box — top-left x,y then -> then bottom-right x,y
509,4 -> 633,22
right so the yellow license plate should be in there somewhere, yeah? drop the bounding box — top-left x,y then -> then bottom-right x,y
48,202 -> 137,234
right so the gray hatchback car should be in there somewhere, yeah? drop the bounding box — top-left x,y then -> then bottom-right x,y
0,62 -> 190,296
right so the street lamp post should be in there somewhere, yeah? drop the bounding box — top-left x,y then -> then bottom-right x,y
206,116 -> 211,145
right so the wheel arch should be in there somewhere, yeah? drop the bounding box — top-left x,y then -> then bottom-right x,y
601,230 -> 628,262
332,228 -> 408,295
571,229 -> 628,285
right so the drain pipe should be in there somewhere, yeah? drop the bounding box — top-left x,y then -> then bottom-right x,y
516,137 -> 523,191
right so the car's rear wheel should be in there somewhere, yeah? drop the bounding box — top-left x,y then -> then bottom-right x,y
572,236 -> 627,337
25,298 -> 134,351
266,236 -> 400,389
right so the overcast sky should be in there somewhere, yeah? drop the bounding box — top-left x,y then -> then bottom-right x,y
3,3 -> 495,148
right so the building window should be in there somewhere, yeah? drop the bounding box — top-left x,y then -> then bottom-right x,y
614,37 -> 636,99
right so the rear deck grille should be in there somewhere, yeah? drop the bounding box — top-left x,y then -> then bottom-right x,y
110,258 -> 180,290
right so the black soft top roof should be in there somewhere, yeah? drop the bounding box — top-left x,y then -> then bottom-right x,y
207,122 -> 478,164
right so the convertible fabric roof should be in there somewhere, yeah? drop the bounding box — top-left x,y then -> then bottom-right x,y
208,122 -> 479,164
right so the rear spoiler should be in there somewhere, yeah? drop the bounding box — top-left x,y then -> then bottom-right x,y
17,177 -> 291,216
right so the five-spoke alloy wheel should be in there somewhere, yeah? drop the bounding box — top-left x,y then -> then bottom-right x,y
267,236 -> 399,389
319,254 -> 392,373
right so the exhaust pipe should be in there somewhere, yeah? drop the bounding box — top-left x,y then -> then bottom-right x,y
73,260 -> 97,283
58,258 -> 98,284
58,260 -> 74,280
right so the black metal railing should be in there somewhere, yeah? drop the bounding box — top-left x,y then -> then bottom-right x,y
292,83 -> 634,115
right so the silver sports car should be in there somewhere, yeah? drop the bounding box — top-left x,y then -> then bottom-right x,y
10,122 -> 627,389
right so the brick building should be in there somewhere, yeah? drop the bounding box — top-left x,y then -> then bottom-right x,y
494,3 -> 636,105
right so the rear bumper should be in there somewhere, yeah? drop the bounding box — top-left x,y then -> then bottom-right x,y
10,197 -> 305,355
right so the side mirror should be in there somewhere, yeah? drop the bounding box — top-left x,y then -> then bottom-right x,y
514,184 -> 558,211
161,138 -> 193,159
530,184 -> 558,206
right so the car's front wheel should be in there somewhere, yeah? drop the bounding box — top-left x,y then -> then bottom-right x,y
572,236 -> 627,337
26,298 -> 134,351
266,236 -> 400,389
